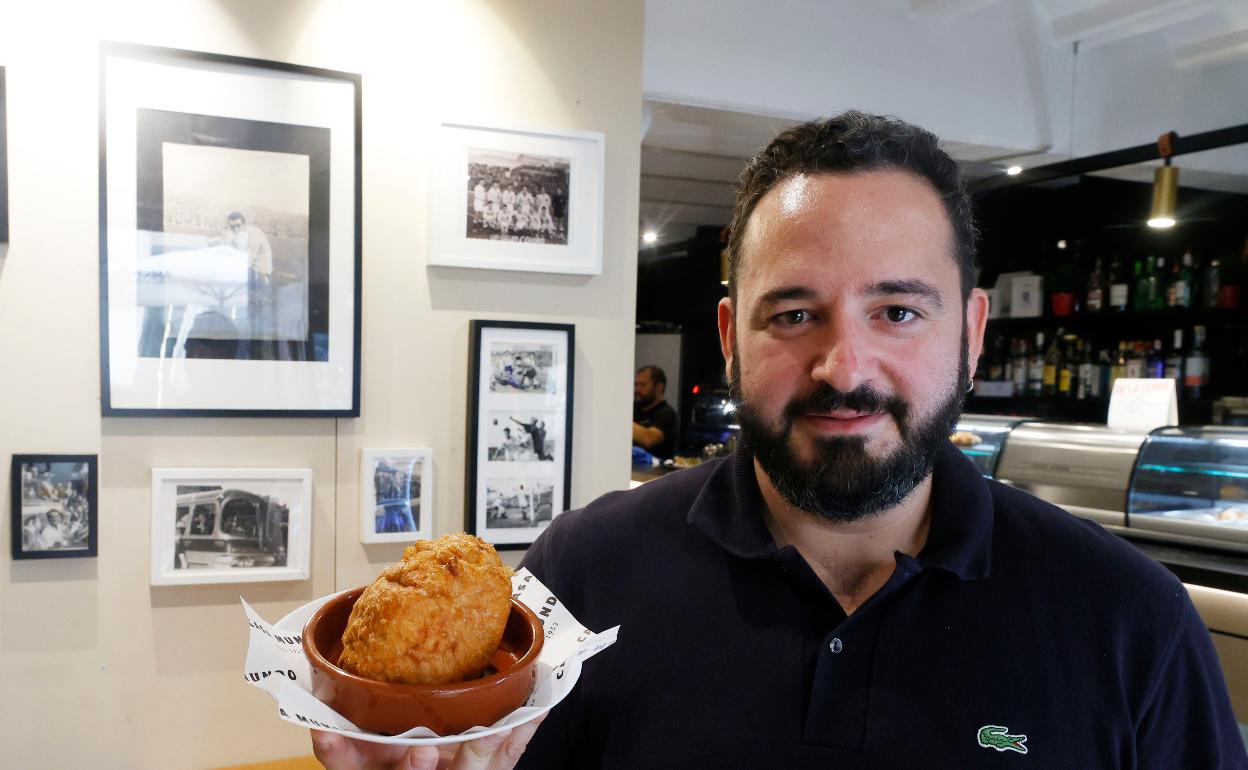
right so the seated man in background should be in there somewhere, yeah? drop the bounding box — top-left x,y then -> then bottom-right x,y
631,365 -> 678,461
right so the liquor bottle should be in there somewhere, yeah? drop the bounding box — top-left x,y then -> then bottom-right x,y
1059,335 -> 1078,397
1171,249 -> 1195,308
1028,332 -> 1045,397
1012,338 -> 1029,396
1204,258 -> 1222,309
1164,329 -> 1184,396
1133,259 -> 1148,312
1163,257 -> 1173,308
1108,253 -> 1130,312
1042,331 -> 1062,397
1140,257 -> 1159,311
1094,349 -> 1111,398
1184,325 -> 1210,400
1146,339 -> 1165,378
1124,341 -> 1145,379
1110,342 -> 1127,391
1153,256 -> 1168,310
1085,256 -> 1105,313
987,336 -> 1005,382
1076,341 -> 1093,400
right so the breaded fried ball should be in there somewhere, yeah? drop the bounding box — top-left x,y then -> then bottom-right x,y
338,533 -> 514,685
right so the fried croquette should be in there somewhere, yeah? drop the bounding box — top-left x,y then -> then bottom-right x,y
338,533 -> 514,685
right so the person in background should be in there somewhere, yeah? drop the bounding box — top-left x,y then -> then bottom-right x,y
632,365 -> 678,460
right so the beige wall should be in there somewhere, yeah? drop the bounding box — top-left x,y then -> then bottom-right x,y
0,1 -> 643,767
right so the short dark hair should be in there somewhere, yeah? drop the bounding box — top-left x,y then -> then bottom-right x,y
227,211 -> 245,223
726,110 -> 977,302
637,365 -> 667,389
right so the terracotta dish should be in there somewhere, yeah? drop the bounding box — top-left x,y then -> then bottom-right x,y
304,588 -> 543,735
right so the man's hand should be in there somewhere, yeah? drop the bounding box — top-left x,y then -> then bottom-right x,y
311,715 -> 544,770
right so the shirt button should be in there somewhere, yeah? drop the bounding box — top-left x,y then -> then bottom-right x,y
829,638 -> 843,654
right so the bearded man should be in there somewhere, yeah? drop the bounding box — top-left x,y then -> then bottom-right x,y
313,112 -> 1244,770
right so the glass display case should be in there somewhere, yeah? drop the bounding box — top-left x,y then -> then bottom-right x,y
1128,426 -> 1248,550
951,414 -> 1029,478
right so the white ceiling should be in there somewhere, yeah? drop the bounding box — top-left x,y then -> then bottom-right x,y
639,0 -> 1248,234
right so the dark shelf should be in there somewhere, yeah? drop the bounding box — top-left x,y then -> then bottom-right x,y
986,306 -> 1246,331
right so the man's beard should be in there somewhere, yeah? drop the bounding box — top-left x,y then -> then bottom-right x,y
730,339 -> 968,523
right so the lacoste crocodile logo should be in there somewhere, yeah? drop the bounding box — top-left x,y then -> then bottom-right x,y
977,724 -> 1028,754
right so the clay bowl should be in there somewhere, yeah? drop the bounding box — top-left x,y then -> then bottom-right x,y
303,587 -> 543,736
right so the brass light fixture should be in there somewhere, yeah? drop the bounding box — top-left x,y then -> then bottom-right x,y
1148,131 -> 1179,229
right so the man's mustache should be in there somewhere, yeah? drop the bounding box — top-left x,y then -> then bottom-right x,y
783,383 -> 908,423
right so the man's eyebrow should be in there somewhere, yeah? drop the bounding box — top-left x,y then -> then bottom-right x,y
864,279 -> 944,310
755,285 -> 818,308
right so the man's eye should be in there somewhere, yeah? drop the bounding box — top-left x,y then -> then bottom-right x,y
776,310 -> 811,326
884,306 -> 917,323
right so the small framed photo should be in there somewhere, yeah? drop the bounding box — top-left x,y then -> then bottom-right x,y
466,321 -> 574,548
150,468 -> 312,585
430,122 -> 604,275
10,455 -> 98,560
360,448 -> 433,544
99,42 -> 361,416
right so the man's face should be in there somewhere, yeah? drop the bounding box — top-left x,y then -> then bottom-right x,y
634,370 -> 660,406
228,217 -> 243,232
718,170 -> 987,521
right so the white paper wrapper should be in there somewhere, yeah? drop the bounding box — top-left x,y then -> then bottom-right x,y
242,568 -> 618,746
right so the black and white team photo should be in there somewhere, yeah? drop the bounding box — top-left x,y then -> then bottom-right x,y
465,148 -> 570,245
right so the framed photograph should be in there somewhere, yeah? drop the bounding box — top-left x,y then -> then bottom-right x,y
430,122 -> 604,275
360,448 -> 433,544
150,467 -> 312,585
10,455 -> 98,560
99,42 -> 361,416
466,321 -> 574,548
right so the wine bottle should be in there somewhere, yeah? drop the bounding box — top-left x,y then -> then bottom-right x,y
1085,256 -> 1105,313
1146,339 -> 1164,378
1012,338 -> 1028,396
1076,340 -> 1093,400
1184,325 -> 1210,400
1164,329 -> 1184,397
1028,332 -> 1045,397
1109,253 -> 1130,312
1042,331 -> 1062,397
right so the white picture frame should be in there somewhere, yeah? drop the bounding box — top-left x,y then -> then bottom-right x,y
430,121 -> 605,275
150,467 -> 312,585
359,448 -> 433,544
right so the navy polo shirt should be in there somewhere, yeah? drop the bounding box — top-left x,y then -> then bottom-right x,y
518,442 -> 1246,769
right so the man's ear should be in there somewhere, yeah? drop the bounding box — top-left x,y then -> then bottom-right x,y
718,297 -> 736,383
965,288 -> 989,379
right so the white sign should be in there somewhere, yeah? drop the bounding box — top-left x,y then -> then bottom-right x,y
1107,378 -> 1178,432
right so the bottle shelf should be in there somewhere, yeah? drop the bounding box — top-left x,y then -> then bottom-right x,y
986,306 -> 1246,330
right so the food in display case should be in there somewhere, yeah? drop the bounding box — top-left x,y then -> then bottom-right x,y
1127,426 -> 1248,547
950,415 -> 1029,478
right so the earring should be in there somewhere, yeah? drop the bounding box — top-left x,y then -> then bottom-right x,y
967,378 -> 974,393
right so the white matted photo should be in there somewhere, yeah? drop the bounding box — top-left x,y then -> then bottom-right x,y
360,448 -> 433,544
431,122 -> 604,275
467,321 -> 574,548
100,43 -> 361,416
150,468 -> 312,585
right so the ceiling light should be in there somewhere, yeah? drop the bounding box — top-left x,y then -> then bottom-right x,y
1148,131 -> 1179,229
1056,239 -> 1067,250
1147,164 -> 1178,229
641,231 -> 658,244
1006,165 -> 1023,176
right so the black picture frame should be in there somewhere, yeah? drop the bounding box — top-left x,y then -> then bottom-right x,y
466,320 -> 575,549
11,454 -> 99,560
98,42 -> 362,417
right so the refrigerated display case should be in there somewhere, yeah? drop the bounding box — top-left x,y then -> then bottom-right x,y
994,422 -> 1151,527
950,414 -> 1028,478
1127,426 -> 1248,552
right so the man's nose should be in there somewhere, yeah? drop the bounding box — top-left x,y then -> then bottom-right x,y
809,321 -> 872,394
